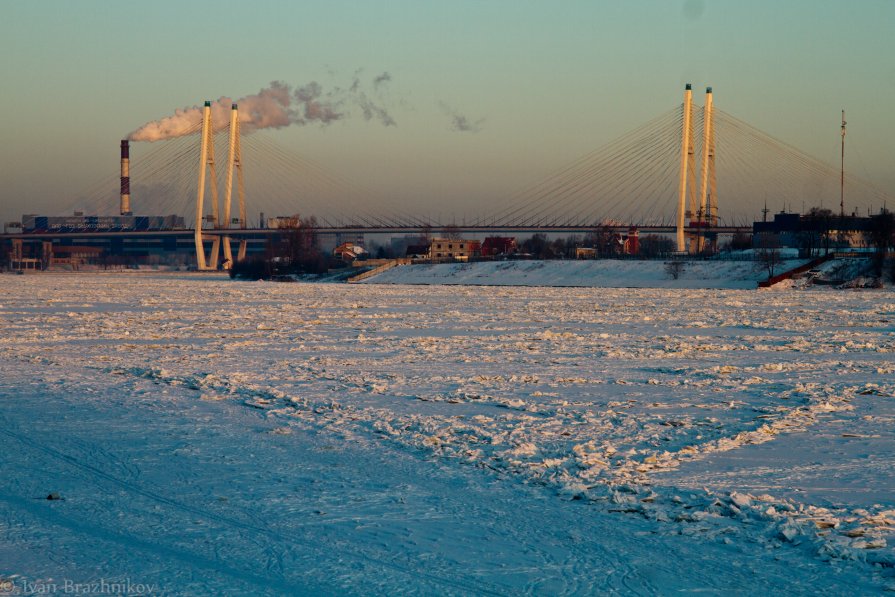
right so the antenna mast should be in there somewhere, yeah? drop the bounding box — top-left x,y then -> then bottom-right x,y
840,109 -> 846,218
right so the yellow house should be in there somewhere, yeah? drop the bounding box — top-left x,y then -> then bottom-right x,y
429,238 -> 481,261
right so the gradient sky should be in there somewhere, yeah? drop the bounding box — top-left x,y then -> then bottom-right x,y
2,0 -> 894,225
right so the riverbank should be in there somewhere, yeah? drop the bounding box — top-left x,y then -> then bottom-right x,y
359,258 -> 806,289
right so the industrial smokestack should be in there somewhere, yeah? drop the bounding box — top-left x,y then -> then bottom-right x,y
120,140 -> 132,216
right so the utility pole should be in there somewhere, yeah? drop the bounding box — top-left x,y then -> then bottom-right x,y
840,109 -> 846,218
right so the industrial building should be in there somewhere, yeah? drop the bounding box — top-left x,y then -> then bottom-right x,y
22,214 -> 184,234
753,211 -> 879,253
3,130 -> 268,270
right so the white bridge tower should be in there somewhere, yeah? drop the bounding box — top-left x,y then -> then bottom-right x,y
195,101 -> 248,270
677,84 -> 717,253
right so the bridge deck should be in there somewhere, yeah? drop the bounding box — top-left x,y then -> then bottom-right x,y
2,225 -> 750,241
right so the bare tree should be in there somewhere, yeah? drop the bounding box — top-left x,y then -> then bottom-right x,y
641,235 -> 676,258
441,224 -> 462,240
584,225 -> 622,257
805,207 -> 835,255
664,259 -> 684,280
270,214 -> 326,273
756,234 -> 783,278
521,234 -> 552,259
723,232 -> 752,253
551,237 -> 567,258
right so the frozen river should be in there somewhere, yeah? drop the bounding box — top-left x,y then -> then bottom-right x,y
1,272 -> 893,594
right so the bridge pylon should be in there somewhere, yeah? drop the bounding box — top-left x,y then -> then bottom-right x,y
678,84 -> 720,254
695,86 -> 717,252
195,101 -> 221,270
676,84 -> 697,253
701,87 -> 717,227
222,103 -> 247,267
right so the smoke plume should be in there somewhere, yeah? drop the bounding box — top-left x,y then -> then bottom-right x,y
373,71 -> 392,88
439,102 -> 484,133
129,73 -> 396,142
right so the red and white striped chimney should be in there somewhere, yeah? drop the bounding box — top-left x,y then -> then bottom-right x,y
120,140 -> 132,216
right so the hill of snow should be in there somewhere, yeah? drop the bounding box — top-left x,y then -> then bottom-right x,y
361,258 -> 807,289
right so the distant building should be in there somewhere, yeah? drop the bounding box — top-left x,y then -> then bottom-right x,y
624,227 -> 640,255
580,226 -> 640,257
22,214 -> 184,233
333,242 -> 367,263
405,244 -> 430,259
4,229 -> 272,269
429,238 -> 481,261
266,215 -> 301,229
49,246 -> 104,270
391,235 -> 428,258
753,211 -> 875,253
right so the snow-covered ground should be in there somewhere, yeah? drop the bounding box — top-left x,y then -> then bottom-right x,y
1,272 -> 894,594
360,258 -> 807,289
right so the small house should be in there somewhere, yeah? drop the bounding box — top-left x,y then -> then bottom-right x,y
429,238 -> 481,261
333,242 -> 367,263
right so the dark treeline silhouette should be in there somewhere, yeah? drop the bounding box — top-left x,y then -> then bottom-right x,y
231,215 -> 329,280
517,230 -> 675,259
869,209 -> 895,279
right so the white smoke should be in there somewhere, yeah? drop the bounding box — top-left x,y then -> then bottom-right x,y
129,74 -> 395,142
373,72 -> 392,88
438,101 -> 484,133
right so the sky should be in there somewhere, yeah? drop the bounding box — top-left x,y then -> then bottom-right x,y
2,0 -> 894,225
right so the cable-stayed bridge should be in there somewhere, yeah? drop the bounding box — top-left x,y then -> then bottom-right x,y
24,85 -> 895,269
